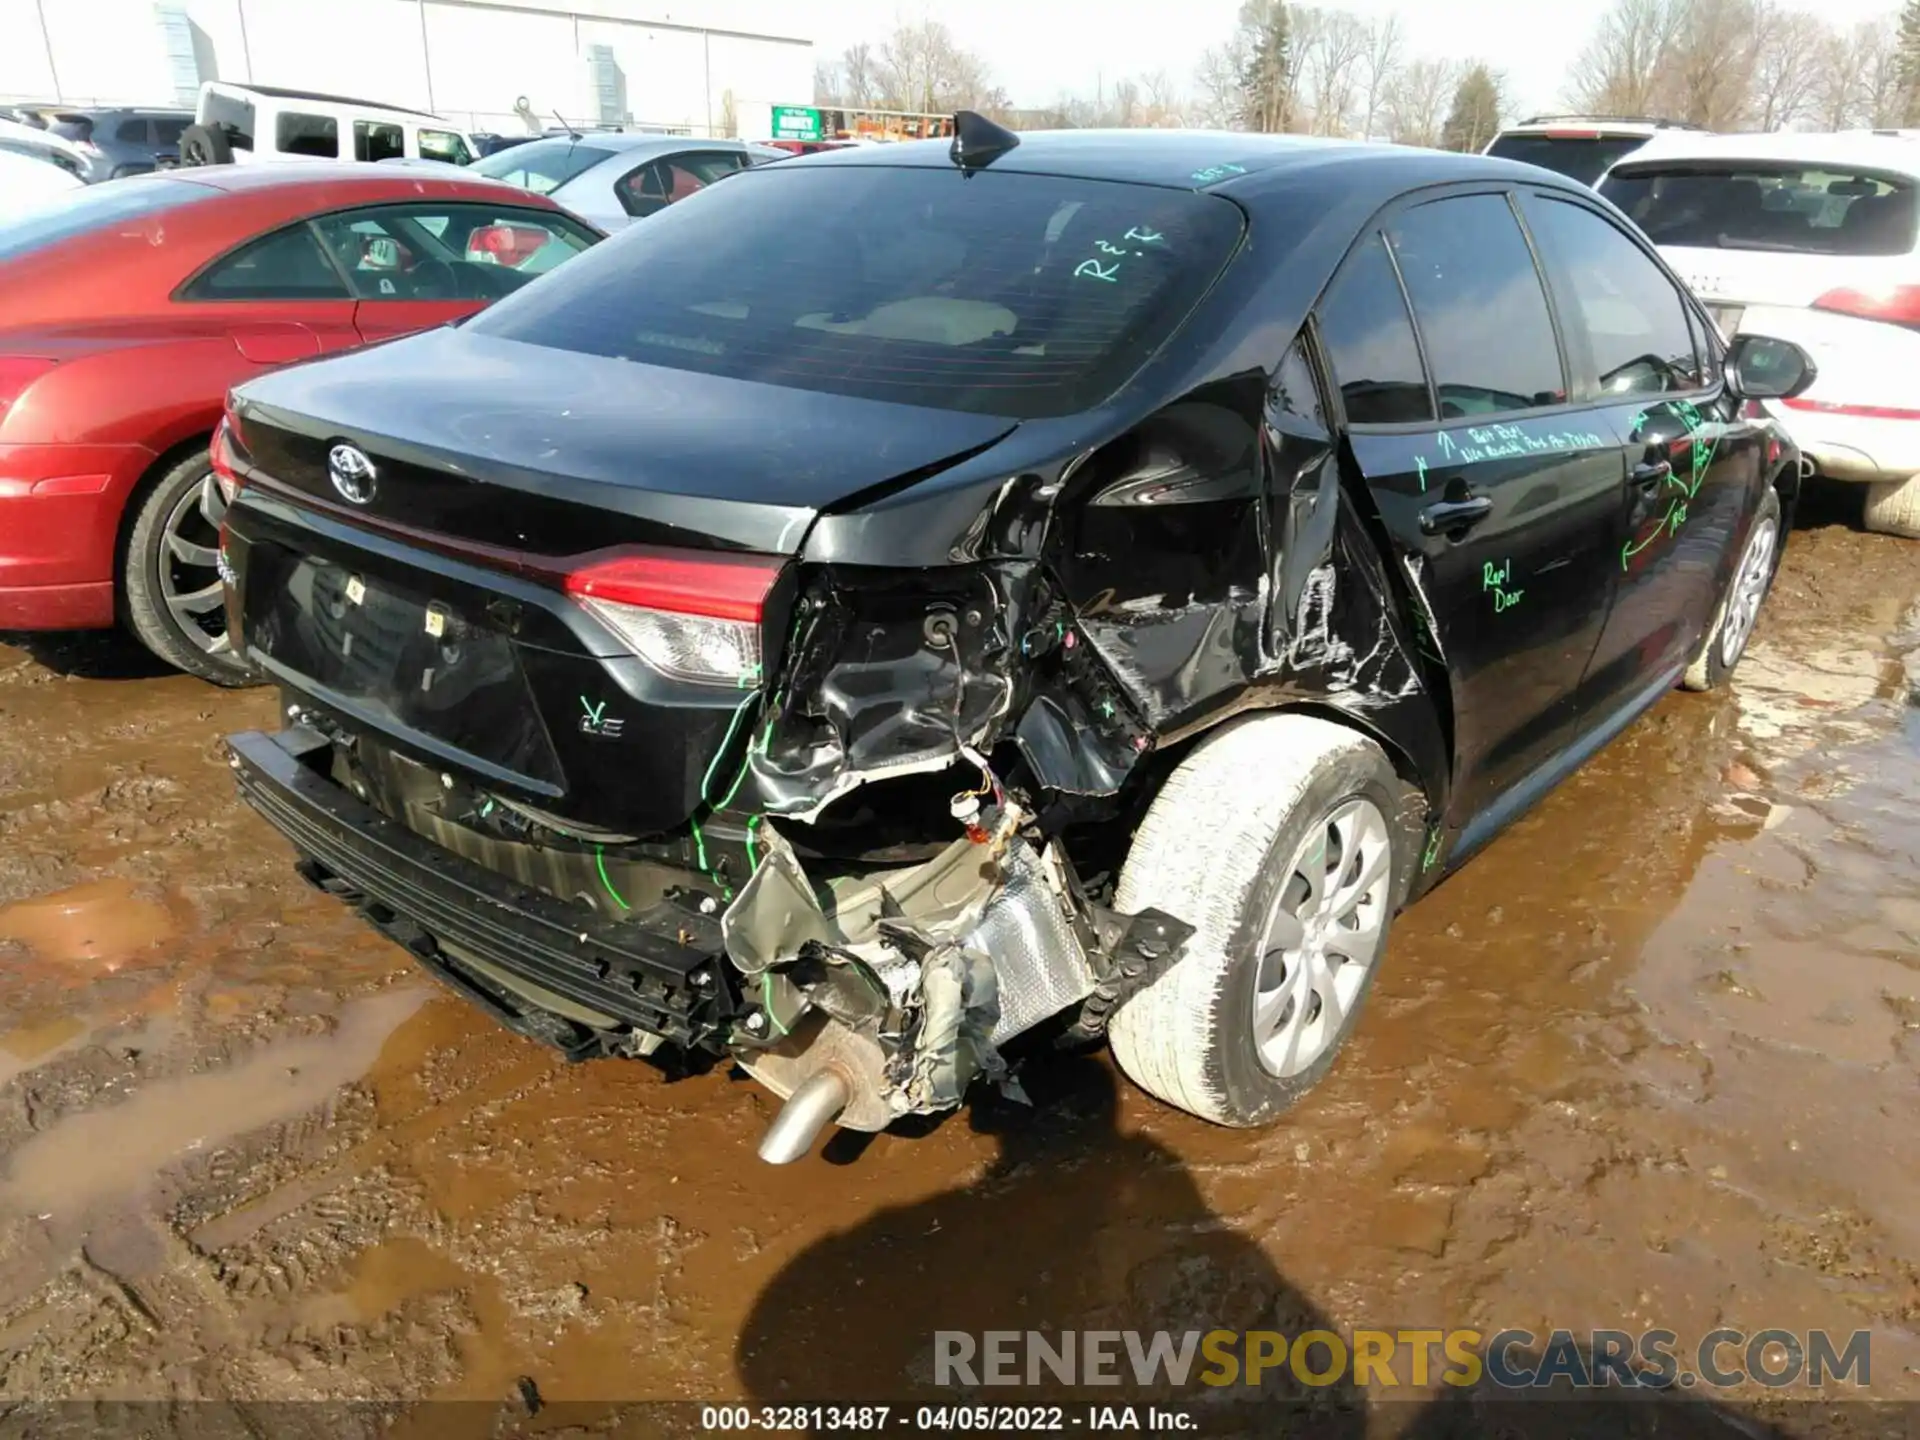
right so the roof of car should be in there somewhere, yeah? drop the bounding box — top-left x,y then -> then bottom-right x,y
1606,129 -> 1920,177
157,161 -> 552,200
789,128 -> 1571,196
203,82 -> 444,121
550,132 -> 756,156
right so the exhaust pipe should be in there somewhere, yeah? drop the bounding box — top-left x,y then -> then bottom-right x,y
757,1068 -> 851,1165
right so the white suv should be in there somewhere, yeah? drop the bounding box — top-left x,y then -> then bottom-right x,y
1484,115 -> 1711,188
1601,131 -> 1920,537
183,82 -> 478,169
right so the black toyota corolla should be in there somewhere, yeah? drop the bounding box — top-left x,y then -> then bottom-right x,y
215,117 -> 1814,1163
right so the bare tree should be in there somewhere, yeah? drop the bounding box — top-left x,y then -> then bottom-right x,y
1853,17 -> 1907,127
1360,14 -> 1403,140
1193,42 -> 1246,128
1383,57 -> 1460,148
871,19 -> 1007,115
1140,69 -> 1186,127
1292,7 -> 1370,136
1667,0 -> 1763,128
840,42 -> 878,109
1749,3 -> 1826,130
1566,0 -> 1687,116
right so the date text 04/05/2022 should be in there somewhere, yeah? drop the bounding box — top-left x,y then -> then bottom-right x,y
699,1404 -> 1198,1431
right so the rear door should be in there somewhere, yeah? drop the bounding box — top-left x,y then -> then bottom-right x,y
306,201 -> 598,343
1520,189 -> 1766,698
1317,189 -> 1624,832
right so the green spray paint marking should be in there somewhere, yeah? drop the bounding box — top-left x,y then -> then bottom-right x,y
594,844 -> 630,911
1415,455 -> 1429,493
1620,401 -> 1718,570
1422,825 -> 1443,871
1482,557 -> 1524,614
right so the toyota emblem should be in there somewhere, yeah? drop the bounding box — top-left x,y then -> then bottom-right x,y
327,443 -> 377,505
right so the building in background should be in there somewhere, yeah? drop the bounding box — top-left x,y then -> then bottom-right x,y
0,0 -> 814,139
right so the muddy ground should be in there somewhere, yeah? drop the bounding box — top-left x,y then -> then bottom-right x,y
0,489 -> 1916,1437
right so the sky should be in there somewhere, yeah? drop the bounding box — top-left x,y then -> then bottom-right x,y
808,0 -> 1901,124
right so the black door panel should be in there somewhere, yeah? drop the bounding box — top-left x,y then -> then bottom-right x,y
1348,422 -> 1622,822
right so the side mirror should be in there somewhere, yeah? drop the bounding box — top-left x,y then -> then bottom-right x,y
1726,334 -> 1817,402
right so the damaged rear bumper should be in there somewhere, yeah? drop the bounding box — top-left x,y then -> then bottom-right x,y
227,726 -> 733,1055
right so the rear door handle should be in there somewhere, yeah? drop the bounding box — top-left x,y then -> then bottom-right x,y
1632,459 -> 1673,489
1418,495 -> 1494,536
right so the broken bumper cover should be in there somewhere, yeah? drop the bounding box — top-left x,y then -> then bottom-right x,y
226,726 -> 732,1053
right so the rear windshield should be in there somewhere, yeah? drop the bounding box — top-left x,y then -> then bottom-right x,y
0,176 -> 205,262
468,138 -> 616,193
1601,164 -> 1918,256
1487,133 -> 1650,186
468,166 -> 1246,419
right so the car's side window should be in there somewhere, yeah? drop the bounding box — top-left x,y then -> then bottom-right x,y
1316,232 -> 1435,426
181,225 -> 351,302
1523,196 -> 1704,399
354,121 -> 404,163
115,118 -> 147,143
1386,193 -> 1567,419
310,203 -> 597,301
275,111 -> 338,159
418,128 -> 473,165
616,153 -> 746,217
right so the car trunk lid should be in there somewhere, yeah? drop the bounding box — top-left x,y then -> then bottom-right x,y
232,326 -> 1018,555
226,328 -> 1018,839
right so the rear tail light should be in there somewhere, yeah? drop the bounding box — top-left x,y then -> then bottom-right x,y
1811,284 -> 1920,331
209,405 -> 250,502
0,356 -> 57,423
466,223 -> 550,269
563,548 -> 783,686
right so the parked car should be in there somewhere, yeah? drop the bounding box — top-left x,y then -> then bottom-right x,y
217,119 -> 1811,1164
1601,130 -> 1920,536
1484,115 -> 1710,187
182,82 -> 479,169
0,147 -> 83,217
42,106 -> 194,181
0,117 -> 87,180
0,164 -> 598,680
450,133 -> 792,229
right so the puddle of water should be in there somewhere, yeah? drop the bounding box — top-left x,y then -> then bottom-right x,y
0,878 -> 175,969
0,987 -> 430,1220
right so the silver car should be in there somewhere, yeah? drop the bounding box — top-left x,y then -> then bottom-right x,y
432,134 -> 788,231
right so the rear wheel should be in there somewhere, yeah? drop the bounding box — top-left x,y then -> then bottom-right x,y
1863,473 -> 1920,540
1683,488 -> 1780,692
121,448 -> 256,686
1108,714 -> 1408,1127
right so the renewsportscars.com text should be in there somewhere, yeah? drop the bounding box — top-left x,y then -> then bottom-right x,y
934,1328 -> 1872,1391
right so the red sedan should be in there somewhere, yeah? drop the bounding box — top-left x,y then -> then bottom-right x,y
0,164 -> 599,682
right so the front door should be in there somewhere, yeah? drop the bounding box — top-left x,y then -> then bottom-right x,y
1315,193 -> 1623,843
1519,192 -> 1768,700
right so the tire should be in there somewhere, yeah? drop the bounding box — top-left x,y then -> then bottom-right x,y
179,123 -> 232,167
121,447 -> 257,686
1863,472 -> 1920,540
1683,487 -> 1782,692
1108,714 -> 1410,1127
